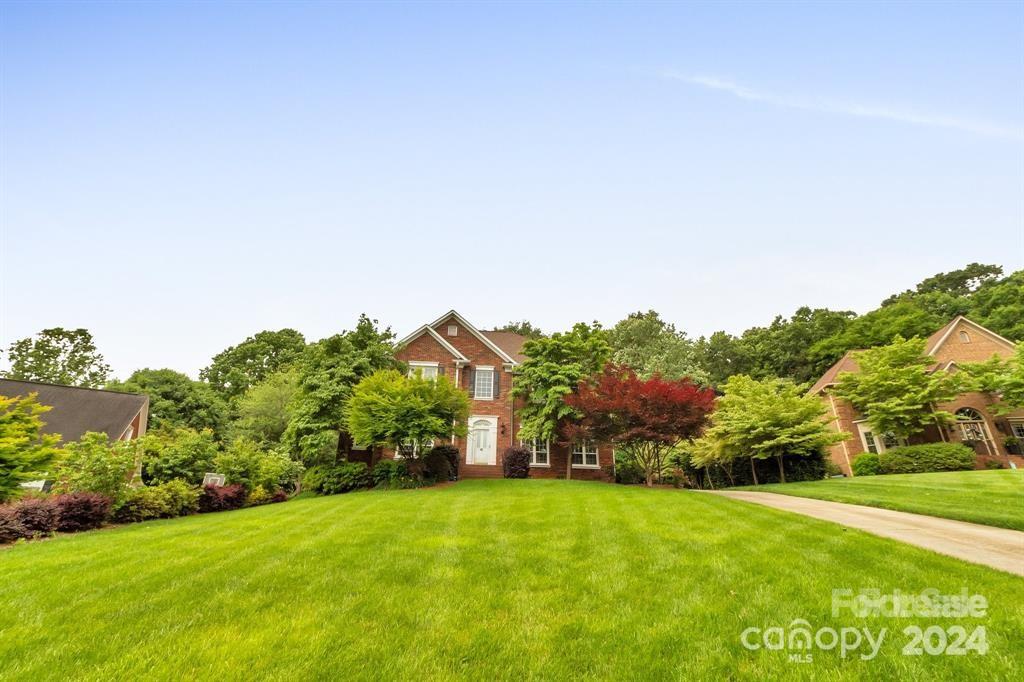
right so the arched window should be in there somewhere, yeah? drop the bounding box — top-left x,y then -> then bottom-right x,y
959,330 -> 971,343
955,408 -> 989,444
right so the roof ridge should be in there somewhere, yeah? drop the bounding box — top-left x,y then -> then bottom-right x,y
0,377 -> 145,397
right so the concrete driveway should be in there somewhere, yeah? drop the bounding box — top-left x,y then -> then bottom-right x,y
710,490 -> 1024,577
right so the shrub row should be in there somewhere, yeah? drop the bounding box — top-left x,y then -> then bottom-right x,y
852,443 -> 976,476
1,480 -> 290,544
0,493 -> 111,542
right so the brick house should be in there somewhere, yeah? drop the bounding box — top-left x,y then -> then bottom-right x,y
809,316 -> 1024,476
392,310 -> 614,481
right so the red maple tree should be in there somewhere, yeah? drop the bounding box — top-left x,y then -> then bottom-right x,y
564,364 -> 716,486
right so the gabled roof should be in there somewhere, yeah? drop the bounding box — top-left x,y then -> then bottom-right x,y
428,310 -> 519,365
808,315 -> 1018,395
0,378 -> 148,443
395,324 -> 469,362
924,315 -> 1017,356
808,351 -> 861,395
481,330 -> 529,363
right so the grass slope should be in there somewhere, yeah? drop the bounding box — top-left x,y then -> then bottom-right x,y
737,470 -> 1024,531
2,480 -> 1022,680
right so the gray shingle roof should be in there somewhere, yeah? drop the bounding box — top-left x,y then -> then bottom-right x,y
0,378 -> 147,443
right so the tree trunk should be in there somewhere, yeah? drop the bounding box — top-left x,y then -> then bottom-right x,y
776,455 -> 786,484
566,449 -> 573,480
645,468 -> 655,487
750,457 -> 759,486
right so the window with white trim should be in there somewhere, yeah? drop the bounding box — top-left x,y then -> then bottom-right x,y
1010,421 -> 1024,439
475,367 -> 494,399
408,362 -> 439,381
521,438 -> 549,466
571,441 -> 599,467
955,407 -> 990,443
857,423 -> 900,454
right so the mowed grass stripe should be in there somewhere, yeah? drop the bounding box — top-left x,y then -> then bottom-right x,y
1,480 -> 1022,680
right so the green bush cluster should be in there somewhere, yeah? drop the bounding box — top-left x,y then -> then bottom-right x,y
878,443 -> 975,475
851,453 -> 881,476
303,462 -> 371,495
113,480 -> 200,523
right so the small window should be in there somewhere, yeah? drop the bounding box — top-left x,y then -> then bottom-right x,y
475,368 -> 494,399
521,438 -> 549,466
1010,421 -> 1024,439
959,330 -> 971,343
861,429 -> 879,454
571,441 -> 599,467
122,425 -> 134,441
448,325 -> 458,336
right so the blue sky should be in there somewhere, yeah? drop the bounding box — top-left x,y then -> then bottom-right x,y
2,1 -> 1022,378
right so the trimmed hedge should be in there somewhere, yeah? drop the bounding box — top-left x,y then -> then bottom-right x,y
502,447 -> 531,479
879,443 -> 976,475
113,480 -> 201,523
425,445 -> 459,482
0,506 -> 28,543
851,453 -> 881,477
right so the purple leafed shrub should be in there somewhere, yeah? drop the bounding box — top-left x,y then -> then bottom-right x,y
0,506 -> 30,544
15,497 -> 61,534
55,493 -> 112,532
198,484 -> 248,513
502,446 -> 531,479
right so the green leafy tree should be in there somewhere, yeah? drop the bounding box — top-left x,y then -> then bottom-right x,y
0,394 -> 61,502
834,336 -> 966,441
696,375 -> 846,483
739,307 -> 856,384
694,331 -> 751,386
883,263 -> 1004,305
607,310 -> 709,383
201,329 -> 307,401
213,439 -> 303,492
141,427 -> 219,485
229,369 -> 298,445
809,301 -> 944,372
284,315 -> 399,464
966,270 -> 1024,341
494,320 -> 545,338
512,323 -> 611,479
962,346 -> 1024,416
107,369 -> 228,437
51,432 -> 140,504
346,370 -> 471,459
4,328 -> 111,387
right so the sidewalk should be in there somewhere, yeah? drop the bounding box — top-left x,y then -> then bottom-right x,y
710,490 -> 1024,576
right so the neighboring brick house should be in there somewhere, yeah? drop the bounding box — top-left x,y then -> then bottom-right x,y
392,310 -> 614,481
809,316 -> 1024,476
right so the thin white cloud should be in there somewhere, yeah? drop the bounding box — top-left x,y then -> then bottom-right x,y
666,72 -> 1024,141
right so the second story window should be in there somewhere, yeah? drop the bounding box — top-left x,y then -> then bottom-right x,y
408,362 -> 439,380
474,367 -> 495,399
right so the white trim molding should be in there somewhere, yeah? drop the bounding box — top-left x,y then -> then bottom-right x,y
428,310 -> 518,365
396,324 -> 469,362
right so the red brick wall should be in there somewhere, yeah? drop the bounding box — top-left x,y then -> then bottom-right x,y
394,314 -> 614,481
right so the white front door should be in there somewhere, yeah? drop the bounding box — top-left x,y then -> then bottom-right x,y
468,416 -> 498,465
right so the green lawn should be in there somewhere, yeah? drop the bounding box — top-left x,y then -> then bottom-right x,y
737,469 -> 1024,531
2,480 -> 1022,680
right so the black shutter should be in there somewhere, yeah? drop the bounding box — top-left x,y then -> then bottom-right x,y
492,370 -> 500,398
437,365 -> 446,376
467,368 -> 475,398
